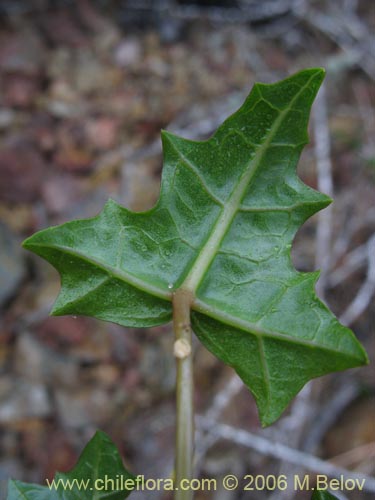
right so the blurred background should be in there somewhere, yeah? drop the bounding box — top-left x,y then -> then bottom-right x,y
0,0 -> 374,499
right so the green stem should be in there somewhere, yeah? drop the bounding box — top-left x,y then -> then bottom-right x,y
173,288 -> 194,500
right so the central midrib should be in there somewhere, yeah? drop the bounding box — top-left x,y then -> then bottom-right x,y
23,236 -> 361,356
27,241 -> 350,354
193,297 -> 362,359
180,76 -> 314,294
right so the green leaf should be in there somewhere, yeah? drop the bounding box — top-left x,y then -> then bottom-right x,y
311,490 -> 339,500
7,431 -> 135,499
23,68 -> 368,426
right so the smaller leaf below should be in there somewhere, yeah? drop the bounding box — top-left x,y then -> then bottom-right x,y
312,490 -> 339,500
7,431 -> 135,500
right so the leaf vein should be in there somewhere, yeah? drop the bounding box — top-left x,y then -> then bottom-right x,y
257,336 -> 271,416
193,298 -> 362,360
166,138 -> 224,206
28,242 -> 172,300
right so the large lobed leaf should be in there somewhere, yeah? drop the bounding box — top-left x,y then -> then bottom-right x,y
7,431 -> 134,499
23,68 -> 368,426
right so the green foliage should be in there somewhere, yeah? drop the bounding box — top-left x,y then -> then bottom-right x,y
7,431 -> 134,499
311,490 -> 339,500
23,68 -> 367,426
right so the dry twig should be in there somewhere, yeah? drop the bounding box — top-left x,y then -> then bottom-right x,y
340,234 -> 375,326
313,83 -> 333,299
197,417 -> 375,493
294,0 -> 375,79
302,381 -> 360,454
194,375 -> 243,473
328,243 -> 368,288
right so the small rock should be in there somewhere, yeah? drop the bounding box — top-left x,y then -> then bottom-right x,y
36,316 -> 91,347
14,332 -> 79,388
73,49 -> 121,94
54,134 -> 93,173
85,116 -> 119,150
36,316 -> 112,362
0,108 -> 16,129
3,73 -> 40,108
139,337 -> 175,396
0,141 -> 47,202
41,174 -> 84,215
26,112 -> 56,152
49,79 -> 79,103
81,363 -> 121,388
113,38 -> 142,67
0,205 -> 35,233
77,0 -> 110,32
40,9 -> 88,47
55,390 -> 89,429
0,28 -> 45,75
55,388 -> 114,428
47,47 -> 73,81
0,377 -> 51,422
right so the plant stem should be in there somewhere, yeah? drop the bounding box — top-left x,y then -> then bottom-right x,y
173,288 -> 194,500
